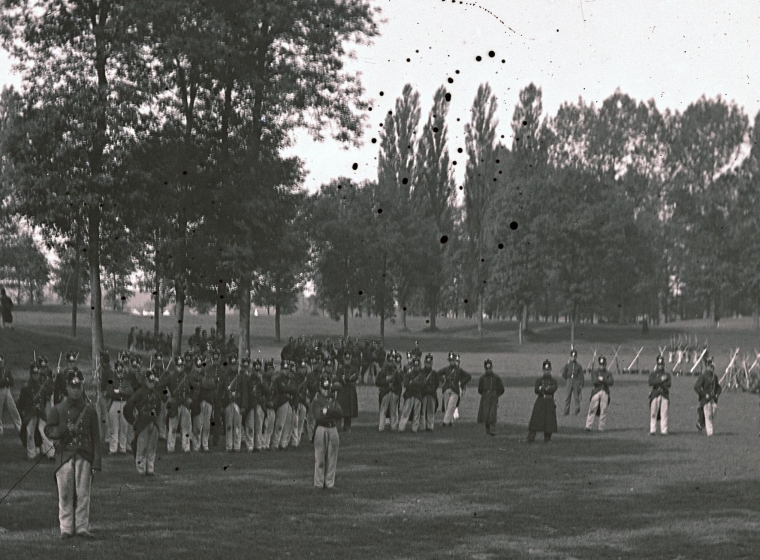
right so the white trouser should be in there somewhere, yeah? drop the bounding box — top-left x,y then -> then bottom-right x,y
379,392 -> 399,431
649,396 -> 668,434
586,391 -> 609,431
0,387 -> 22,435
193,401 -> 213,451
135,423 -> 159,474
108,401 -> 129,453
703,402 -> 717,436
225,403 -> 243,451
55,456 -> 93,536
25,416 -> 55,460
291,402 -> 307,447
272,402 -> 292,449
442,389 -> 459,425
167,405 -> 192,452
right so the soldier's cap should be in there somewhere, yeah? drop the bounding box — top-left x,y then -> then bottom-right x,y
146,370 -> 158,382
543,359 -> 552,371
311,356 -> 319,363
570,349 -> 578,357
343,351 -> 351,358
425,353 -> 433,362
66,352 -> 77,361
252,358 -> 262,367
706,357 -> 714,366
115,361 -> 124,371
183,351 -> 193,360
240,356 -> 251,365
30,362 -> 40,373
455,353 -> 461,361
154,352 -> 163,360
38,355 -> 48,364
324,358 -> 333,365
212,348 -> 221,356
299,359 -> 308,368
319,376 -> 332,390
229,355 -> 238,363
281,361 -> 290,370
415,340 -> 419,345
66,369 -> 84,385
484,359 -> 493,368
194,357 -> 203,367
406,351 -> 412,359
656,355 -> 664,365
598,356 -> 607,366
175,356 -> 184,365
448,352 -> 456,361
412,357 -> 420,365
100,350 -> 110,362
202,330 -> 207,335
394,355 -> 402,363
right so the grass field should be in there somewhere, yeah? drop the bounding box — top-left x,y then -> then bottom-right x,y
2,309 -> 760,559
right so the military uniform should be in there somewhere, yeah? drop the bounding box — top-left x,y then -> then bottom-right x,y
124,368 -> 166,475
45,370 -> 102,539
335,354 -> 359,432
0,356 -> 22,437
190,357 -> 217,452
271,364 -> 297,450
222,361 -> 248,452
105,362 -> 136,454
167,356 -> 193,452
290,361 -> 310,447
527,361 -> 558,443
17,362 -> 55,459
376,358 -> 403,431
399,359 -> 425,433
561,351 -> 584,415
585,357 -> 614,432
243,359 -> 264,451
694,360 -> 721,436
477,359 -> 504,436
648,357 -> 671,435
420,354 -> 440,431
439,353 -> 472,427
261,367 -> 277,449
313,378 -> 343,489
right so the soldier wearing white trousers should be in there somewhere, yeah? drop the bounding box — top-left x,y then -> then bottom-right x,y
271,402 -> 293,449
313,378 -> 343,489
243,405 -> 262,451
290,401 -> 307,448
25,415 -> 55,460
168,405 -> 192,452
648,357 -> 671,435
108,401 -> 130,453
193,400 -> 214,451
261,406 -> 276,450
694,359 -> 722,437
0,380 -> 22,437
225,403 -> 243,451
135,423 -> 159,475
585,357 -> 614,432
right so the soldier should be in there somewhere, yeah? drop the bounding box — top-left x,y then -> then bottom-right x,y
37,354 -> 55,420
411,340 -> 423,360
0,352 -> 22,438
18,361 -> 55,460
477,359 -> 505,436
694,356 -> 722,436
127,327 -> 135,352
304,358 -> 323,441
399,357 -> 425,433
585,356 -> 614,432
527,360 -> 558,443
168,353 -> 194,453
44,369 -> 102,539
261,361 -> 277,450
271,361 -> 297,450
335,351 -> 359,432
207,348 -> 225,448
313,376 -> 343,490
222,354 -> 247,452
376,352 -> 403,431
192,353 -> 217,452
281,337 -> 296,363
136,329 -> 144,351
226,334 -> 237,357
105,360 -> 135,454
125,365 -> 166,475
188,326 -> 201,350
561,349 -> 584,415
420,354 -> 439,432
439,352 -> 472,427
242,357 -> 261,451
648,355 -> 671,436
290,359 -> 310,448
54,352 -> 80,405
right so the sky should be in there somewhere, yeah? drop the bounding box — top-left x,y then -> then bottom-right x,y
2,0 -> 759,195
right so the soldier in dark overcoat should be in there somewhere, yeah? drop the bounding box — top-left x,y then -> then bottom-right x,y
527,359 -> 558,443
477,359 -> 505,436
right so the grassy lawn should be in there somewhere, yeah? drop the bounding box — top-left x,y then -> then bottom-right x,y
2,309 -> 760,559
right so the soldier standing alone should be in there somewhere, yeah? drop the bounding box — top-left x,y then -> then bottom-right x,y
561,349 -> 584,415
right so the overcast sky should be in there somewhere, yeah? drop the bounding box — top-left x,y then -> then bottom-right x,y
2,0 -> 758,193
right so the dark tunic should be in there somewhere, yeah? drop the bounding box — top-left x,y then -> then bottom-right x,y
1,293 -> 13,324
477,372 -> 505,424
336,364 -> 359,418
528,374 -> 558,434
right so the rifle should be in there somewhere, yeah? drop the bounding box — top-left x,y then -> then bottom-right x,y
56,352 -> 63,375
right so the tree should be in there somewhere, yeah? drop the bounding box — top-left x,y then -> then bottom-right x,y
413,85 -> 456,332
462,83 -> 504,337
375,83 -> 422,336
1,0 -> 152,370
311,179 -> 373,339
0,233 -> 51,305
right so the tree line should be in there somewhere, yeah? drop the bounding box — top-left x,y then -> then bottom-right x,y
1,1 -> 759,369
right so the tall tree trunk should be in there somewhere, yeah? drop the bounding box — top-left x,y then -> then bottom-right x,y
753,298 -> 759,330
239,272 -> 251,356
275,302 -> 281,343
88,205 -> 104,375
521,303 -> 529,337
153,273 -> 160,337
402,306 -> 408,330
477,293 -> 484,337
216,279 -> 226,339
343,301 -> 349,339
72,246 -> 80,339
570,304 -> 576,348
380,253 -> 386,342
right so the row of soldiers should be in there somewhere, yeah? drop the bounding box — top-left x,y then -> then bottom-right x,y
127,328 -> 173,355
